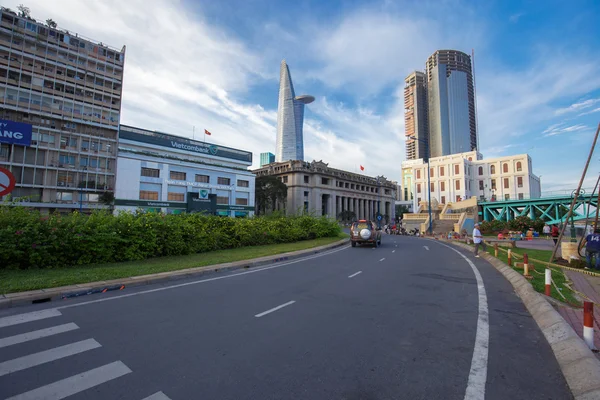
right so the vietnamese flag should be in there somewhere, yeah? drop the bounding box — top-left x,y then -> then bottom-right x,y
204,129 -> 212,136
360,165 -> 365,171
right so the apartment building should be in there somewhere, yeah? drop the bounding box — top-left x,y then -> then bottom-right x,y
404,71 -> 428,160
0,8 -> 125,212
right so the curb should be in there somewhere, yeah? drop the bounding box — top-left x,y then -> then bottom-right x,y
0,238 -> 350,310
439,239 -> 600,400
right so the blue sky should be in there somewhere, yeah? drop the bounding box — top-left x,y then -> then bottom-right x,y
10,0 -> 600,192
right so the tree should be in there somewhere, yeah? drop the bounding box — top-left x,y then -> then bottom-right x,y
255,176 -> 287,216
99,191 -> 115,210
395,204 -> 409,219
17,4 -> 30,18
337,210 -> 356,223
46,18 -> 57,28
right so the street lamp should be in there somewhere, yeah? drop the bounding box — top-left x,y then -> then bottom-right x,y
376,177 -> 381,230
409,136 -> 432,235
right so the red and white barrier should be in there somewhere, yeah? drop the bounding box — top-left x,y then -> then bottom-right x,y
545,268 -> 552,296
508,249 -> 512,267
584,301 -> 596,350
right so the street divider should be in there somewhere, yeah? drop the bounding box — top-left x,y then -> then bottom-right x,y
584,302 -> 596,351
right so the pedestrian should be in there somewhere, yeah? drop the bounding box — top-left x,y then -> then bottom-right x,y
551,224 -> 559,245
585,228 -> 600,270
543,224 -> 550,238
473,223 -> 486,258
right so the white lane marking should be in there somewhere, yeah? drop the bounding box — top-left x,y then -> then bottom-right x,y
392,250 -> 396,253
379,258 -> 385,262
255,300 -> 296,318
348,271 -> 362,278
0,339 -> 101,377
5,361 -> 132,400
55,245 -> 348,311
0,309 -> 62,329
432,241 -> 489,400
142,392 -> 172,400
0,323 -> 79,349
423,246 -> 430,251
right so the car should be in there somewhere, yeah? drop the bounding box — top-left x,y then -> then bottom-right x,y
350,219 -> 382,248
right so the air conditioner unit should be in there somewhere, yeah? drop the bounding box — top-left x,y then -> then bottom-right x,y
58,182 -> 65,186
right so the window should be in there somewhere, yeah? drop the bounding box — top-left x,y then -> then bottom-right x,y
441,182 -> 445,191
490,165 -> 496,174
236,198 -> 248,205
416,170 -> 421,179
304,201 -> 309,212
430,182 -> 434,192
518,193 -> 524,200
141,168 -> 159,178
505,194 -> 510,200
216,196 -> 229,204
491,179 -> 496,190
237,179 -> 249,187
517,177 -> 523,188
304,191 -> 309,197
56,192 -> 73,201
479,180 -> 484,190
170,171 -> 186,180
282,176 -> 288,184
167,192 -> 184,201
58,154 -> 75,166
503,163 -> 508,173
217,177 -> 231,185
430,168 -> 434,178
321,178 -> 329,185
504,178 -> 509,189
454,164 -> 459,175
456,195 -> 461,202
516,162 -> 522,172
304,175 -> 309,183
417,183 -> 421,193
195,174 -> 209,183
440,166 -> 444,176
139,190 -> 159,200
455,180 -> 460,190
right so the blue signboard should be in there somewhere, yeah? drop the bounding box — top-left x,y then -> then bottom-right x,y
0,120 -> 32,146
377,215 -> 382,221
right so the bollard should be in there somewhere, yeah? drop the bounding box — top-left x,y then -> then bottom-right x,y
545,268 -> 552,296
584,302 -> 596,350
523,253 -> 529,277
494,243 -> 498,257
507,249 -> 512,266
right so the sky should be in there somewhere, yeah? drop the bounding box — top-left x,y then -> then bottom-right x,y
7,0 -> 600,194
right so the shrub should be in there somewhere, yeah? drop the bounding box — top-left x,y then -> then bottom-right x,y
480,220 -> 506,233
0,206 -> 342,270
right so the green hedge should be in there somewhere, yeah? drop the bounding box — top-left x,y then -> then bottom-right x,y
0,206 -> 341,270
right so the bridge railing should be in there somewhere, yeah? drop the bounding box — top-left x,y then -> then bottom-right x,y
479,189 -> 597,203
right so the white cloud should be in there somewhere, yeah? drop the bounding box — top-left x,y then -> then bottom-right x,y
555,98 -> 600,116
509,13 -> 525,23
542,123 -> 589,137
578,107 -> 600,117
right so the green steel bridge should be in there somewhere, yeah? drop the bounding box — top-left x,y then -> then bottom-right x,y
479,193 -> 598,225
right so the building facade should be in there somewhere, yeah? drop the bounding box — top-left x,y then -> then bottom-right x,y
406,151 -> 541,210
259,152 -> 275,167
253,160 -> 396,222
115,125 -> 255,217
275,60 -> 314,162
426,50 -> 476,158
404,71 -> 428,160
0,8 -> 125,213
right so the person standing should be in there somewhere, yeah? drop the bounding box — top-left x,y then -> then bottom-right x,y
473,223 -> 486,258
543,224 -> 551,238
551,224 -> 560,245
585,228 -> 600,270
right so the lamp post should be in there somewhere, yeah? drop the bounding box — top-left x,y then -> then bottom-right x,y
409,136 -> 432,235
377,177 -> 381,230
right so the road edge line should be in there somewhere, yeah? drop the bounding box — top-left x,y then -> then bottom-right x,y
0,238 -> 350,310
437,238 -> 600,400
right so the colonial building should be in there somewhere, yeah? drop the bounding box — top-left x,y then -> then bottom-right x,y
253,160 -> 396,222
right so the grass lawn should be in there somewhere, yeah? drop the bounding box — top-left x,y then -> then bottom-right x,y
0,234 -> 348,294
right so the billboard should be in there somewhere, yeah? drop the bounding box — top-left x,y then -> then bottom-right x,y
0,120 -> 32,146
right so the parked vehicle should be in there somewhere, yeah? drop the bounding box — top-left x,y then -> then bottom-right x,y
350,220 -> 382,248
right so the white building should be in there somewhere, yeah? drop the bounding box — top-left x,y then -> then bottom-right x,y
115,125 -> 255,217
403,150 -> 541,210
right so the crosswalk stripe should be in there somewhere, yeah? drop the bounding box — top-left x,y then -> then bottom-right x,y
5,360 -> 132,400
0,338 -> 101,377
142,392 -> 172,400
0,323 -> 79,349
0,309 -> 62,329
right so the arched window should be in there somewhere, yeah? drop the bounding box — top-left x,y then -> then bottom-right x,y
503,163 -> 508,173
478,166 -> 483,176
490,165 -> 496,174
516,161 -> 522,172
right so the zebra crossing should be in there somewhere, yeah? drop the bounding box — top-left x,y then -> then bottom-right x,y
0,309 -> 171,400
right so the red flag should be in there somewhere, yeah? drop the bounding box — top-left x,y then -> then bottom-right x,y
204,129 -> 212,136
360,165 -> 364,171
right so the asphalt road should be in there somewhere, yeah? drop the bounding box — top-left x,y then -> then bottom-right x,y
0,236 -> 572,400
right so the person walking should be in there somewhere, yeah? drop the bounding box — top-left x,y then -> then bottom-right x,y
473,223 -> 486,258
551,224 -> 560,245
585,228 -> 600,270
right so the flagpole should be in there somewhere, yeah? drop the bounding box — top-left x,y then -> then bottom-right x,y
192,125 -> 195,140
204,129 -> 206,144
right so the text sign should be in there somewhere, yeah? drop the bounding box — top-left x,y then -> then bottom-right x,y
0,167 -> 16,197
0,120 -> 32,146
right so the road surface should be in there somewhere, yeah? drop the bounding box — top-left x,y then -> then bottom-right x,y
0,236 -> 572,399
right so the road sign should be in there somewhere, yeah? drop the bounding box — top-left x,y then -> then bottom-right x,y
377,215 -> 382,221
0,166 -> 16,197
